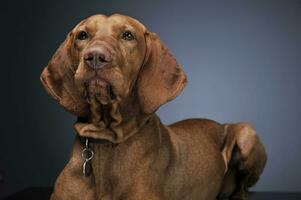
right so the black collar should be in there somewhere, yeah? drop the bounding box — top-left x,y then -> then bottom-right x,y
77,134 -> 111,145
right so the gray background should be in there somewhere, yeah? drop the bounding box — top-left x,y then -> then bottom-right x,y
1,0 -> 300,194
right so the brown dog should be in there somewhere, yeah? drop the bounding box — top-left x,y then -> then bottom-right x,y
40,14 -> 267,200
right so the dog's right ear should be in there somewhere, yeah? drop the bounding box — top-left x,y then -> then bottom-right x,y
40,33 -> 89,116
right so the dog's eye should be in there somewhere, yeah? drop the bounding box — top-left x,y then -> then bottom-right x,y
122,31 -> 134,41
77,31 -> 89,40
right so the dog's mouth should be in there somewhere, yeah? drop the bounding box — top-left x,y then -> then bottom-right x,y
82,77 -> 117,105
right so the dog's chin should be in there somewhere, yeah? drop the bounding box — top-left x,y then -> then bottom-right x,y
82,77 -> 117,105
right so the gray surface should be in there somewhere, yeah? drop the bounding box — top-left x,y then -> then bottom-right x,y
1,188 -> 301,200
249,192 -> 301,200
1,0 -> 300,193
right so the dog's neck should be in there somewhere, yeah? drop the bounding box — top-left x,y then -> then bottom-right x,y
74,91 -> 151,143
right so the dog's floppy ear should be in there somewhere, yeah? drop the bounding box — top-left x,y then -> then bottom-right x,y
137,31 -> 187,114
40,33 -> 89,116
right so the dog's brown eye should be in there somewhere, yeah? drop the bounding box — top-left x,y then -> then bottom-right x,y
77,31 -> 89,40
122,31 -> 134,41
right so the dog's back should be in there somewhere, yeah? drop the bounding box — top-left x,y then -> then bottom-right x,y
169,118 -> 226,151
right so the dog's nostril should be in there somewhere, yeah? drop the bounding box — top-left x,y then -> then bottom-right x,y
86,56 -> 93,61
98,56 -> 107,63
84,53 -> 94,61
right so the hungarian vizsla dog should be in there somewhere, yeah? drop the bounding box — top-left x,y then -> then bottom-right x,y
40,14 -> 267,200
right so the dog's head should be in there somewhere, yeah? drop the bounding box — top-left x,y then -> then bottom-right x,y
41,14 -> 187,118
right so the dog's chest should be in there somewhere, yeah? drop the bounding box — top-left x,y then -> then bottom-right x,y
90,143 -> 117,198
90,141 -> 152,199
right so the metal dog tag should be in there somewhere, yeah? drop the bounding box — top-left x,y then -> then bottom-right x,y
82,139 -> 94,177
83,160 -> 92,176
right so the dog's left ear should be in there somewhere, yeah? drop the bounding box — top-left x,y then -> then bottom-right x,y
40,33 -> 89,116
137,31 -> 187,114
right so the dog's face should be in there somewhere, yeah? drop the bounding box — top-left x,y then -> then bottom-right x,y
41,14 -> 187,118
73,15 -> 147,105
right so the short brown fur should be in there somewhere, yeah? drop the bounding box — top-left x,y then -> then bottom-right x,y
41,14 -> 267,200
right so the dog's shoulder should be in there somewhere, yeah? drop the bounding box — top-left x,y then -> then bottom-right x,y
168,118 -> 221,128
167,118 -> 225,148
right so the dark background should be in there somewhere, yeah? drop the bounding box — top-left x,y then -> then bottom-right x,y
1,0 -> 300,196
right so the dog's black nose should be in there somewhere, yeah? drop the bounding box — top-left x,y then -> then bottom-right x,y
84,47 -> 111,69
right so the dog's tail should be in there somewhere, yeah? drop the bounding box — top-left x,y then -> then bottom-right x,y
218,123 -> 267,199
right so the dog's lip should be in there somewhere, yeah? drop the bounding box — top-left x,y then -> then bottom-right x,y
89,75 -> 108,83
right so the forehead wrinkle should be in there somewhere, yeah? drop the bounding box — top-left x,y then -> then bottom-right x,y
109,20 -> 137,37
111,23 -> 127,33
85,18 -> 106,35
110,17 -> 134,29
